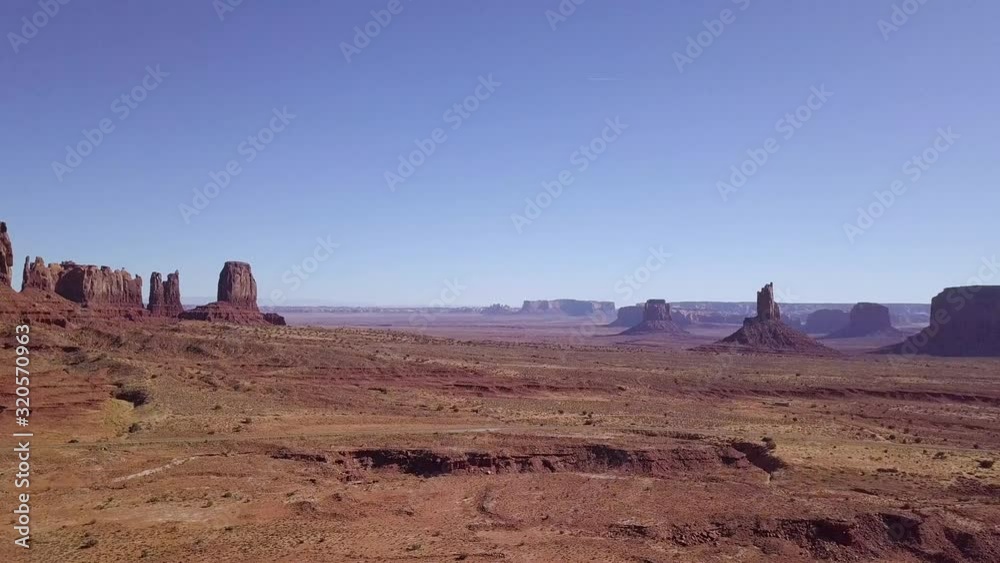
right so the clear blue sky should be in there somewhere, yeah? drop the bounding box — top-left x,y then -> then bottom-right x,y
2,0 -> 997,306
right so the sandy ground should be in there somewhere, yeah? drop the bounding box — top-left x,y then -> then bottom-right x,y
1,315 -> 997,562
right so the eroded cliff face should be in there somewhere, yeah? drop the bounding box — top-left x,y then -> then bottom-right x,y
756,283 -> 780,321
148,271 -> 184,317
217,261 -> 258,310
643,299 -> 671,322
53,263 -> 143,308
885,286 -> 1000,356
0,222 -> 13,288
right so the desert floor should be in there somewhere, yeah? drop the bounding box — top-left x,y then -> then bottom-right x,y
2,315 -> 998,562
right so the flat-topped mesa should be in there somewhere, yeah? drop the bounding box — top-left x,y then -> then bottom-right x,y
643,299 -> 671,321
520,299 -> 616,318
180,261 -> 285,326
218,261 -> 258,310
619,299 -> 688,335
804,308 -> 850,334
0,221 -> 13,288
148,271 -> 184,317
607,304 -> 644,328
755,282 -> 780,322
882,286 -> 1000,356
52,264 -> 143,310
827,302 -> 900,338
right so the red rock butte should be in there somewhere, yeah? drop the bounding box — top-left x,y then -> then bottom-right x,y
693,282 -> 837,356
180,261 -> 285,326
607,304 -> 644,328
21,258 -> 145,320
148,271 -> 184,317
619,299 -> 688,335
826,302 -> 901,339
881,286 -> 1000,357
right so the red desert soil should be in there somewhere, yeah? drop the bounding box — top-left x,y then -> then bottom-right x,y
1,317 -> 998,562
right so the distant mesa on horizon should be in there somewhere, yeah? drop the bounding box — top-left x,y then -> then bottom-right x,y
618,299 -> 689,336
825,302 -> 902,339
518,299 -> 615,318
804,309 -> 850,335
607,304 -> 644,328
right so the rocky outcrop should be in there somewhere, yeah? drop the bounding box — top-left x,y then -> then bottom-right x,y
693,283 -> 836,356
804,309 -> 850,334
619,299 -> 689,336
180,261 -> 285,326
520,299 -> 616,318
51,263 -> 143,310
756,282 -> 780,321
218,261 -> 258,310
22,256 -> 60,292
826,303 -> 901,338
0,222 -> 13,288
881,286 -> 1000,356
147,271 -> 184,317
607,304 -> 644,328
263,312 -> 287,326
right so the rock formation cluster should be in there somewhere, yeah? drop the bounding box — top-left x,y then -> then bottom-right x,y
0,221 -> 272,327
882,286 -> 1000,356
826,302 -> 901,338
147,271 -> 184,317
694,283 -> 836,356
180,261 -> 285,326
0,228 -> 77,326
804,309 -> 850,335
619,299 -> 689,335
520,299 -> 616,317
